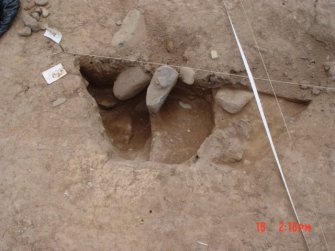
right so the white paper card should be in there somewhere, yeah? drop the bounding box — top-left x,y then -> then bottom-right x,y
44,28 -> 62,44
42,64 -> 67,84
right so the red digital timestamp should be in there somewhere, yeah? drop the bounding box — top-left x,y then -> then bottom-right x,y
256,221 -> 312,233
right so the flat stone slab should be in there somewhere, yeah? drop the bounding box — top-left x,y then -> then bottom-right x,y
215,88 -> 254,114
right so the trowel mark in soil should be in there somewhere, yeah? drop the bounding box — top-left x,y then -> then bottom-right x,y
79,57 -> 214,163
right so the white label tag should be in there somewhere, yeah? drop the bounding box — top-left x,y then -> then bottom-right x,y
42,64 -> 67,84
44,28 -> 62,44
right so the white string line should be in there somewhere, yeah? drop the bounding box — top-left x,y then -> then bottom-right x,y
221,1 -> 311,250
62,50 -> 335,91
238,0 -> 291,141
239,1 -> 329,249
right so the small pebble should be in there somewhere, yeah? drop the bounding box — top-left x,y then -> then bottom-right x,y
31,12 -> 40,21
312,87 -> 321,96
211,50 -> 219,59
41,7 -> 49,17
180,67 -> 195,85
323,64 -> 330,72
52,97 -> 66,107
35,0 -> 48,6
18,27 -> 32,37
116,20 -> 122,26
35,7 -> 42,14
166,41 -> 175,53
179,101 -> 192,110
23,1 -> 35,10
299,80 -> 310,90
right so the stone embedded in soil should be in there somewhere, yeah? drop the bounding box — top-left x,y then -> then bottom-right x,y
180,67 -> 195,85
52,97 -> 66,107
324,62 -> 335,81
299,80 -> 311,90
41,7 -> 49,17
197,128 -> 244,163
35,0 -> 48,6
35,7 -> 42,15
18,27 -> 32,37
312,87 -> 321,96
233,119 -> 252,140
166,41 -> 175,53
146,65 -> 178,114
113,67 -> 151,101
22,13 -> 42,32
111,9 -> 146,49
31,12 -> 40,21
215,88 -> 254,114
23,1 -> 35,10
179,101 -> 192,110
211,50 -> 219,59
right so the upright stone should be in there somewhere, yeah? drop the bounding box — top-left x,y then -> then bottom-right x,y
146,65 -> 178,114
112,9 -> 146,49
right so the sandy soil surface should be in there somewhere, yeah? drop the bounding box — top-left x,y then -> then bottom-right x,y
0,0 -> 334,250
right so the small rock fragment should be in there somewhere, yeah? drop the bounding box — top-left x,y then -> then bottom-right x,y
31,12 -> 40,21
299,80 -> 311,90
98,99 -> 119,109
197,128 -> 244,163
233,119 -> 252,140
35,7 -> 42,14
113,67 -> 151,100
23,1 -> 35,10
324,61 -> 335,81
180,67 -> 195,85
116,20 -> 122,26
166,41 -> 175,53
179,101 -> 192,110
211,50 -> 219,59
323,63 -> 330,72
41,7 -> 49,17
146,65 -> 179,114
215,88 -> 254,114
18,27 -> 32,37
52,97 -> 66,107
23,13 -> 42,32
312,87 -> 321,96
112,9 -> 146,48
35,0 -> 48,6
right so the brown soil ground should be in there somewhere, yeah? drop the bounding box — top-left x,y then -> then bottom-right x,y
0,0 -> 334,250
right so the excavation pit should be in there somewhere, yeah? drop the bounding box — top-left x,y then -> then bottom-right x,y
80,57 -> 215,164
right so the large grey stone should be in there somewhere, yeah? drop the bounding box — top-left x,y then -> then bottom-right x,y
215,88 -> 253,114
146,65 -> 178,114
113,67 -> 151,100
112,9 -> 146,49
197,128 -> 244,163
22,13 -> 42,32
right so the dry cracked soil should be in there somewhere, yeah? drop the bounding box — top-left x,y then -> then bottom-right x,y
0,0 -> 335,250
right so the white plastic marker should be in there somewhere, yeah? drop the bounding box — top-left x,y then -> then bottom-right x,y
44,28 -> 62,44
222,3 -> 310,250
42,63 -> 67,84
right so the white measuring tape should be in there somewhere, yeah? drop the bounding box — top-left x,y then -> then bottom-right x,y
222,3 -> 310,250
